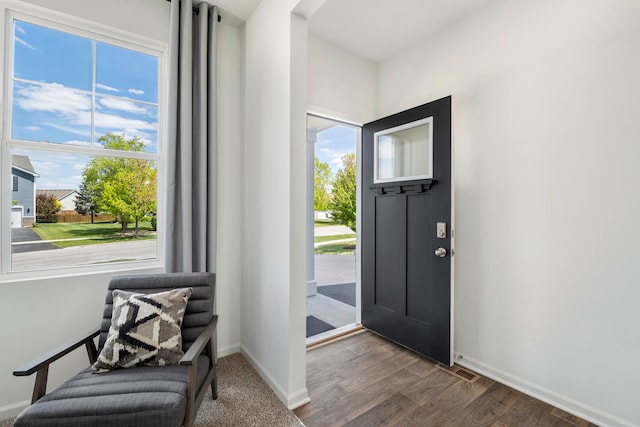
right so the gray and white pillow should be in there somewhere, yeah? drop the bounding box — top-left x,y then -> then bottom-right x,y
92,287 -> 192,373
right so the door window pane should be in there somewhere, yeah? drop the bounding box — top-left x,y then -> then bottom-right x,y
374,117 -> 433,183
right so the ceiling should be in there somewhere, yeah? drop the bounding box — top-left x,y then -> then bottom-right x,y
308,0 -> 495,63
212,0 -> 261,22
213,0 -> 494,63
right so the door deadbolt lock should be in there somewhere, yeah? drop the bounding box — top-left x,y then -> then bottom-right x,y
435,247 -> 447,258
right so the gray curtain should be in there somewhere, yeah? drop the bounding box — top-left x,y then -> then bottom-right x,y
166,0 -> 218,273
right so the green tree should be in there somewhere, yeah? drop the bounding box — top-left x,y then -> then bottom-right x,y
314,157 -> 333,211
102,159 -> 157,237
74,181 -> 100,223
80,133 -> 147,231
36,193 -> 61,223
330,152 -> 356,232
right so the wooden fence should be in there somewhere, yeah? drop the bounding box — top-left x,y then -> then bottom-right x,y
53,211 -> 117,223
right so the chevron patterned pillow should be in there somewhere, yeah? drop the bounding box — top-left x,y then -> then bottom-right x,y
92,287 -> 193,373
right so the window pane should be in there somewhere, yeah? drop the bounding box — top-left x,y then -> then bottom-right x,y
374,119 -> 432,183
96,42 -> 158,103
12,81 -> 91,145
95,96 -> 158,153
14,20 -> 92,91
11,149 -> 157,272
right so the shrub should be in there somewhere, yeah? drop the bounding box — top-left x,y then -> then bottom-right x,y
36,193 -> 61,223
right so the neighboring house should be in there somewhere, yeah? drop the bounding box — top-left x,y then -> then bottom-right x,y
36,189 -> 78,212
11,155 -> 39,228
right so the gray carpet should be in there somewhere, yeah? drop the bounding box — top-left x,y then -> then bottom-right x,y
317,282 -> 356,307
306,315 -> 334,337
0,353 -> 304,427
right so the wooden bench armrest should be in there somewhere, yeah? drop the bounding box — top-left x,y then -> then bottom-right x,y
180,316 -> 218,366
13,328 -> 100,377
13,327 -> 100,404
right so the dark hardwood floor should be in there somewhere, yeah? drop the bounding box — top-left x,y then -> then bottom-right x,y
294,331 -> 597,427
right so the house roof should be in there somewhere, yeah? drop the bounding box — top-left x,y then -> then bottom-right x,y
36,189 -> 77,201
11,155 -> 39,177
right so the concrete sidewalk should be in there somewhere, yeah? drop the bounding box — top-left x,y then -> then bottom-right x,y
314,224 -> 354,237
315,254 -> 355,286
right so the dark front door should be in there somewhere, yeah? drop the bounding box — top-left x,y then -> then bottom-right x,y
362,96 -> 452,365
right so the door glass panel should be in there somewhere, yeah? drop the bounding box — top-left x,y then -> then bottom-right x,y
374,117 -> 433,183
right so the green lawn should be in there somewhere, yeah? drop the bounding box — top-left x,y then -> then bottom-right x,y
314,233 -> 356,243
314,220 -> 335,227
315,242 -> 356,255
31,222 -> 156,248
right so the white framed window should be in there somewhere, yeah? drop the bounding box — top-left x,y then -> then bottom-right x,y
373,117 -> 433,184
1,5 -> 166,276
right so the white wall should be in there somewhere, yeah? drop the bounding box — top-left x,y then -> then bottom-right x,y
20,0 -> 170,42
215,19 -> 244,358
242,0 -> 308,409
1,0 -> 244,419
377,0 -> 640,425
307,34 -> 377,124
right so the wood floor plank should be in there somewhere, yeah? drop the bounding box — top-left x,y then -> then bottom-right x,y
295,331 -> 594,427
301,369 -> 420,427
453,382 -> 520,426
400,369 -> 459,405
403,355 -> 438,378
342,393 -> 414,427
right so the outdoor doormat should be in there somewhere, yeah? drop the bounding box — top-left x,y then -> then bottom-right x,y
317,282 -> 356,307
306,316 -> 334,337
436,363 -> 481,383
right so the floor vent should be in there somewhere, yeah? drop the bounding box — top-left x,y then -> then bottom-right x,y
436,364 -> 481,383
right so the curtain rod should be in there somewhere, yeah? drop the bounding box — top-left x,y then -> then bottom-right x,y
165,0 -> 222,22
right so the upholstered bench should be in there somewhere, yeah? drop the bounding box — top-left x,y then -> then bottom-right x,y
13,273 -> 218,427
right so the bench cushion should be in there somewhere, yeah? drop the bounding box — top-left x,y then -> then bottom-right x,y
14,355 -> 210,427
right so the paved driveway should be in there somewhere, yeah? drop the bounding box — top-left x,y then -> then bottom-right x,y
11,227 -> 60,254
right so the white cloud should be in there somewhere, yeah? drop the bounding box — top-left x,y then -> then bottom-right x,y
128,88 -> 144,95
330,156 -> 343,168
95,112 -> 156,132
42,123 -> 91,138
24,125 -> 40,131
23,152 -> 89,190
15,83 -> 91,116
15,26 -> 26,35
317,147 -> 347,172
14,83 -> 157,142
96,83 -> 120,92
121,129 -> 153,147
15,36 -> 38,51
98,97 -> 147,114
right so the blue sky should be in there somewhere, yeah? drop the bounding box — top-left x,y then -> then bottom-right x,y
11,20 -> 158,190
315,125 -> 357,175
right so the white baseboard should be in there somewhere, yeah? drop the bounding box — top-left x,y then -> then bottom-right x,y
240,345 -> 310,410
0,400 -> 28,422
457,356 -> 635,427
217,343 -> 241,358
